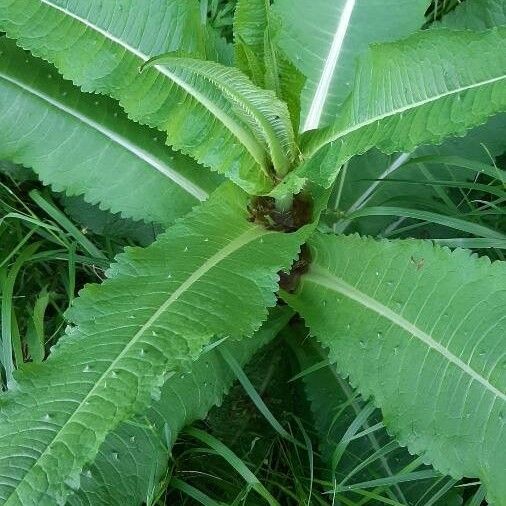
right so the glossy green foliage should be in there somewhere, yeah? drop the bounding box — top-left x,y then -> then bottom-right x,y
234,0 -> 269,85
298,28 -> 506,188
273,0 -> 428,131
141,54 -> 296,181
0,0 -> 283,193
0,1 -> 504,504
69,308 -> 292,506
286,233 -> 506,504
0,184 -> 308,505
0,37 -> 218,225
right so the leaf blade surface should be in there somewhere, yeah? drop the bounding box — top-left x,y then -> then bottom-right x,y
68,308 -> 292,506
273,0 -> 428,130
0,37 -> 218,225
0,0 -> 283,193
286,233 -> 506,504
299,28 -> 506,188
0,184 -> 308,505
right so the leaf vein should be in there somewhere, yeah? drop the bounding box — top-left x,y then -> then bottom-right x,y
307,267 -> 506,401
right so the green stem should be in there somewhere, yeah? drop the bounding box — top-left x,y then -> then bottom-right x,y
275,193 -> 293,213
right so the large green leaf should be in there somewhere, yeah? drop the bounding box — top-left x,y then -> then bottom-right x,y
325,1 -> 506,238
69,308 -> 292,506
0,37 -> 218,225
273,0 -> 428,131
141,54 -> 296,180
0,0 -> 287,193
285,233 -> 506,504
0,183 -> 309,505
0,0 -> 201,88
297,28 -> 506,189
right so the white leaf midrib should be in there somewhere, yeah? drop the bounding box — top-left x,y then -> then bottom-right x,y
307,267 -> 506,401
307,73 -> 506,157
38,0 -> 267,168
164,58 -> 291,174
0,72 -> 208,201
4,225 -> 271,504
303,0 -> 356,132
